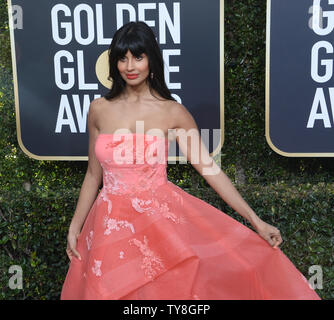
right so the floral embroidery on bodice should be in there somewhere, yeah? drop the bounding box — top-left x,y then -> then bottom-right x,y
95,133 -> 169,197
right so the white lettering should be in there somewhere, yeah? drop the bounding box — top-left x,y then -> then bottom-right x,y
116,4 -> 136,30
55,95 -> 101,133
159,3 -> 180,44
96,4 -> 113,45
307,88 -> 332,128
51,3 -> 181,45
312,0 -> 334,35
163,49 -> 181,89
54,50 -> 75,90
54,51 -> 98,90
171,93 -> 182,103
51,4 -> 72,45
73,4 -> 95,45
311,41 -> 333,83
77,50 -> 98,90
55,95 -> 77,133
73,95 -> 91,132
138,3 -> 157,27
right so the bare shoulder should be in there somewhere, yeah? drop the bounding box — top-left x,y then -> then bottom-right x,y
87,97 -> 113,131
166,100 -> 197,130
167,100 -> 189,115
89,97 -> 108,115
165,100 -> 183,111
89,96 -> 116,121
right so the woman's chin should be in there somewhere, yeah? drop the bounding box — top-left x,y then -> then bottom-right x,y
125,78 -> 148,86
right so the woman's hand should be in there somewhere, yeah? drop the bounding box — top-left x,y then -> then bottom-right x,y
66,230 -> 82,261
254,220 -> 283,249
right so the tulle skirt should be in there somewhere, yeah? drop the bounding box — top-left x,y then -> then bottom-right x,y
61,181 -> 321,300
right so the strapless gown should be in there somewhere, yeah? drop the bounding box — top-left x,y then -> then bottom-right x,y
60,133 -> 321,300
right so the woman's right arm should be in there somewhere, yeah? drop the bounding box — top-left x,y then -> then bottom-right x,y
68,99 -> 103,238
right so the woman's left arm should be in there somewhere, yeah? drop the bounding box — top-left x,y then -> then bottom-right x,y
171,103 -> 283,249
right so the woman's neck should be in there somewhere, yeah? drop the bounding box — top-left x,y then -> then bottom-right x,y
122,81 -> 152,102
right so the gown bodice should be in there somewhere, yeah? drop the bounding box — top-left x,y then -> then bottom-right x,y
95,133 -> 170,196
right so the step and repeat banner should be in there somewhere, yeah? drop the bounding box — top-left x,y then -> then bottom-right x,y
267,0 -> 334,156
8,0 -> 224,160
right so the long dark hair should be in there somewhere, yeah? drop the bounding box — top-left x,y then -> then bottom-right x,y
104,21 -> 176,102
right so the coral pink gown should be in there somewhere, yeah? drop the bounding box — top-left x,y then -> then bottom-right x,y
60,133 -> 320,300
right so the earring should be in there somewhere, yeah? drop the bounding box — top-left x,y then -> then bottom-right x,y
150,72 -> 154,79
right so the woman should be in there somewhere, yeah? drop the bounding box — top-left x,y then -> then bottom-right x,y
61,21 -> 320,300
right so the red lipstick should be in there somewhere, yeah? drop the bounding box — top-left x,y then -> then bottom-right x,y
126,74 -> 139,80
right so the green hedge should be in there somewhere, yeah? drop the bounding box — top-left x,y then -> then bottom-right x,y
1,0 -> 333,299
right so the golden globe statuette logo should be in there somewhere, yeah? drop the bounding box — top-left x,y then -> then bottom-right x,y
95,50 -> 113,89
